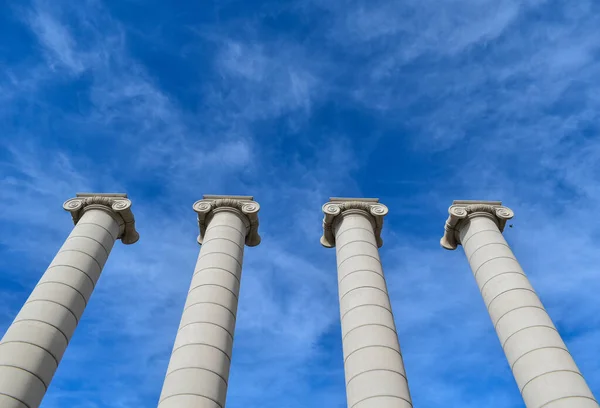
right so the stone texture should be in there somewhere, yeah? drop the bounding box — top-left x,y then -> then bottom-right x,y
158,195 -> 260,408
441,200 -> 598,408
0,193 -> 138,408
322,198 -> 413,408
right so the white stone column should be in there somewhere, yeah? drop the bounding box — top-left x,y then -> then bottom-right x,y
321,198 -> 413,408
158,195 -> 260,408
0,193 -> 139,408
441,200 -> 598,408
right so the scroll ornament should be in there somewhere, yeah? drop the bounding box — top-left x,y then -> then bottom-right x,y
441,202 -> 514,250
321,200 -> 389,248
63,194 -> 139,244
193,197 -> 261,247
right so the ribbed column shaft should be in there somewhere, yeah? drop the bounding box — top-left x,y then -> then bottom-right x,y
460,215 -> 598,408
334,211 -> 412,408
0,208 -> 119,408
158,210 -> 245,408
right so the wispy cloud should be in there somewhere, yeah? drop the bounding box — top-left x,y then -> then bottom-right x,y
326,0 -> 531,54
26,2 -> 86,74
211,38 -> 322,123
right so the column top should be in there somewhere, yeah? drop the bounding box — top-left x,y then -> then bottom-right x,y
321,197 -> 388,248
63,193 -> 139,244
193,194 -> 261,247
441,200 -> 514,250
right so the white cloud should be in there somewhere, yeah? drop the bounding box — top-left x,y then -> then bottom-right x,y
322,0 -> 540,56
213,39 -> 321,120
27,5 -> 86,74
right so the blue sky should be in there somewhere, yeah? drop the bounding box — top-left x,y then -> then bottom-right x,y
1,0 -> 599,406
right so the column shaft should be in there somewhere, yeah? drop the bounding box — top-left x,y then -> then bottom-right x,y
335,212 -> 412,408
0,208 -> 119,408
158,210 -> 245,408
460,215 -> 598,408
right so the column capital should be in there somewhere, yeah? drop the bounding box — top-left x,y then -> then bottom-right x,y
320,197 -> 388,248
193,195 -> 261,247
63,193 -> 139,244
441,200 -> 514,250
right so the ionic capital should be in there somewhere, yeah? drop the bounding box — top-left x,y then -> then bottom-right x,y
321,197 -> 388,248
63,193 -> 139,244
441,200 -> 514,250
193,195 -> 261,247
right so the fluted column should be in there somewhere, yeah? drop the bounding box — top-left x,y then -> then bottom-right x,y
0,193 -> 139,408
321,198 -> 412,408
441,200 -> 598,408
158,195 -> 260,408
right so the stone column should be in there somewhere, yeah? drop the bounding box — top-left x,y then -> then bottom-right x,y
158,195 -> 260,408
0,193 -> 139,408
441,200 -> 598,408
321,198 -> 413,408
